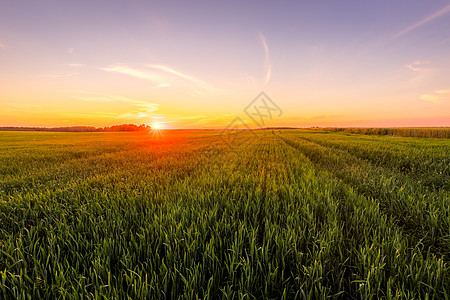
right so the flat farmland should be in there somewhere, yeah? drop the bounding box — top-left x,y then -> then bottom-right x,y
0,130 -> 449,299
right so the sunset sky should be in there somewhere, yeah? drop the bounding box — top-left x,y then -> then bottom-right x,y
1,0 -> 450,128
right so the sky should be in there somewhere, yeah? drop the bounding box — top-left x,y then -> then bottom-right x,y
1,0 -> 450,128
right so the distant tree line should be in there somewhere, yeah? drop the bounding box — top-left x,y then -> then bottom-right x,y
310,127 -> 450,139
0,124 -> 152,132
103,124 -> 151,132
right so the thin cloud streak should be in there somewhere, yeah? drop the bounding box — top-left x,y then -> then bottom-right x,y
67,64 -> 85,68
102,64 -> 169,87
149,65 -> 198,82
420,90 -> 450,104
116,112 -> 151,119
148,64 -> 218,92
74,93 -> 159,111
405,59 -> 430,72
103,64 -> 222,94
0,42 -> 5,49
73,93 -> 160,121
393,3 -> 450,39
259,33 -> 272,86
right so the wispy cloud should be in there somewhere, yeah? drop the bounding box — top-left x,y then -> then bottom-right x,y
102,63 -> 222,94
420,90 -> 450,104
73,93 -> 160,121
67,48 -> 74,54
148,64 -> 215,91
116,112 -> 153,119
67,63 -> 85,68
0,42 -> 5,49
149,65 -> 198,82
259,33 -> 272,85
74,93 -> 159,112
405,59 -> 430,72
102,64 -> 169,87
393,4 -> 450,39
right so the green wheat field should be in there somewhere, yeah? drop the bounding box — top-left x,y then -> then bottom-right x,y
0,129 -> 449,299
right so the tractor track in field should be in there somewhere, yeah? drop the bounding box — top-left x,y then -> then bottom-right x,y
289,133 -> 448,198
296,135 -> 450,193
274,131 -> 450,263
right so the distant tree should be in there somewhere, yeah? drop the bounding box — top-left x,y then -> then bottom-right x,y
103,124 -> 151,132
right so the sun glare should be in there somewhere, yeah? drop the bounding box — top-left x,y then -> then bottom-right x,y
152,123 -> 161,130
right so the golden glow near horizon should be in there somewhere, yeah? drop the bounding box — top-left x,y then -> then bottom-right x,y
152,123 -> 161,130
0,1 -> 449,128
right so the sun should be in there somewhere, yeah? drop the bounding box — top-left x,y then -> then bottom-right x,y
152,123 -> 161,130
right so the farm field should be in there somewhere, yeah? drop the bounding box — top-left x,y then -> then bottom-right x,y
0,130 -> 449,299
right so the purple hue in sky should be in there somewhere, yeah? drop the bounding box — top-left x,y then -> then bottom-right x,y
1,0 -> 449,127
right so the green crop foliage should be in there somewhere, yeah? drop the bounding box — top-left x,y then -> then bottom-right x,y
0,130 -> 449,299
